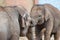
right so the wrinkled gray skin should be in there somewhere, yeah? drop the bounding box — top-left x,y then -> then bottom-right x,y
0,6 -> 29,40
0,6 -> 20,40
30,4 -> 60,40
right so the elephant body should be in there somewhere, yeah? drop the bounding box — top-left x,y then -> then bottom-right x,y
0,9 -> 10,40
44,4 -> 60,33
0,6 -> 29,40
29,4 -> 60,40
0,6 -> 21,40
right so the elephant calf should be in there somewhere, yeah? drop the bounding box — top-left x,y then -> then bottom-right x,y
30,4 -> 60,40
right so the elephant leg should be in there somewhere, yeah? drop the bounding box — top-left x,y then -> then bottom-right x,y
54,29 -> 60,40
35,27 -> 42,40
41,28 -> 46,40
44,19 -> 53,40
44,26 -> 53,40
35,31 -> 42,40
44,31 -> 50,40
26,27 -> 36,40
26,32 -> 33,40
10,34 -> 19,40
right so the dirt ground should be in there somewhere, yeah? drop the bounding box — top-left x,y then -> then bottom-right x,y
19,37 -> 28,40
19,35 -> 54,40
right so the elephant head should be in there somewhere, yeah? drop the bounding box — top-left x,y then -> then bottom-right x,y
14,6 -> 32,36
30,5 -> 45,25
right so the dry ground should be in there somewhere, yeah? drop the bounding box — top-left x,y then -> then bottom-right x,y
19,37 -> 28,40
19,35 -> 54,40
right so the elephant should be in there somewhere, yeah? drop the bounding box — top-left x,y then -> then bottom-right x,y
29,4 -> 60,40
0,6 -> 29,40
0,6 -> 20,40
13,6 -> 31,36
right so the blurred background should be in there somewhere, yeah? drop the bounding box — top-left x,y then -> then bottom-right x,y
0,0 -> 37,12
39,0 -> 60,10
0,0 -> 60,12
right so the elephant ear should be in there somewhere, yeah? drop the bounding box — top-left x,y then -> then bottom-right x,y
14,6 -> 28,17
44,7 -> 51,21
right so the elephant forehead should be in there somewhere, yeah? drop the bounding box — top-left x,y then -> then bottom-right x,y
31,10 -> 40,18
31,8 -> 44,18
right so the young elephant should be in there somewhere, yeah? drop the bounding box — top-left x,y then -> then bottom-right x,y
30,4 -> 60,40
14,6 -> 30,36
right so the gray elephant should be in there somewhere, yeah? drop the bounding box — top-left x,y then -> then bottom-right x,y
14,6 -> 31,36
0,6 -> 20,40
0,6 -> 29,40
29,4 -> 60,40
